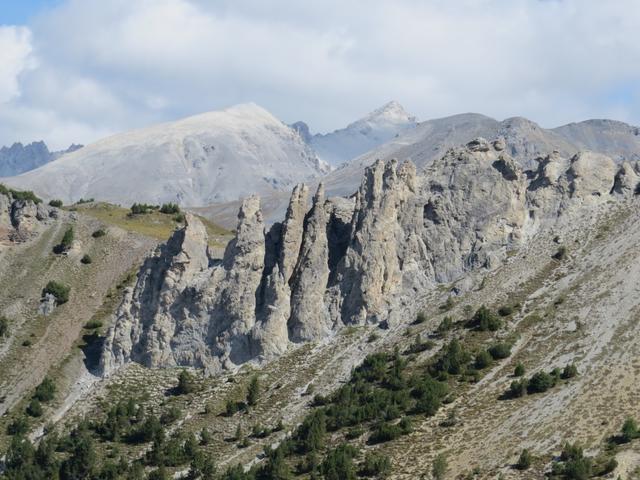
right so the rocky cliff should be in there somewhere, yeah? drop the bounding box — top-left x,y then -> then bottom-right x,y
99,137 -> 634,375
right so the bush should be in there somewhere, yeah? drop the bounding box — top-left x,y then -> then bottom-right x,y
360,452 -> 391,478
91,229 -> 106,238
321,444 -> 358,480
509,379 -> 527,398
621,417 -> 639,442
160,406 -> 182,424
474,350 -> 492,369
437,316 -> 453,334
26,398 -> 43,417
527,371 -> 556,394
10,188 -> 42,204
84,319 -> 103,329
80,254 -> 93,265
432,454 -> 448,480
0,315 -> 8,337
130,203 -> 158,215
43,281 -> 70,305
247,375 -> 260,407
488,343 -> 511,360
368,422 -> 405,444
49,199 -> 63,208
472,305 -> 502,331
34,377 -> 56,402
7,417 -> 29,435
498,305 -> 514,316
516,449 -> 532,470
160,203 -> 180,215
176,370 -> 197,395
414,311 -> 427,324
561,363 -> 578,379
433,339 -> 470,375
53,227 -> 74,254
514,362 -> 525,377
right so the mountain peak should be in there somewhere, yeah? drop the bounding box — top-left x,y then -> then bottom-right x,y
358,100 -> 416,126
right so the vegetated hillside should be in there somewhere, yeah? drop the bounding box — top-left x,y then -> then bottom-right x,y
2,103 -> 329,207
4,136 -> 640,480
0,189 -> 230,446
293,101 -> 418,167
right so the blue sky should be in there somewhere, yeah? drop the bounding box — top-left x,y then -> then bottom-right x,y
1,0 -> 640,149
0,0 -> 60,25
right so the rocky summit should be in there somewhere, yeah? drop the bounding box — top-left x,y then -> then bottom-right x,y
99,137 -> 629,377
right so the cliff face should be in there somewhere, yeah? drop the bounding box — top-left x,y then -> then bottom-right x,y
100,138 -> 634,375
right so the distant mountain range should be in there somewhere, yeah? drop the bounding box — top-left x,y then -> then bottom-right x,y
292,100 -> 418,166
0,141 -> 82,177
2,103 -> 328,206
3,102 -> 640,217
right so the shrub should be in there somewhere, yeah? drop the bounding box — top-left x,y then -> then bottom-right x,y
174,213 -> 186,223
509,379 -> 527,398
414,312 -> 427,324
295,410 -> 326,453
43,281 -> 70,304
26,398 -> 43,417
320,444 -> 358,480
474,350 -> 492,369
80,254 -> 93,265
368,422 -> 404,444
516,449 -> 532,470
49,199 -> 63,208
621,417 -> 639,442
10,189 -> 42,203
247,375 -> 260,407
488,343 -> 511,360
7,417 -> 29,435
498,305 -> 514,316
432,454 -> 448,480
437,316 -> 453,334
22,339 -> 32,347
0,315 -> 8,337
160,203 -> 180,214
34,377 -> 56,402
472,305 -> 502,331
561,363 -> 578,379
53,227 -> 74,254
433,339 -> 470,375
527,371 -> 556,393
160,406 -> 182,424
91,229 -> 106,238
360,452 -> 391,478
130,203 -> 158,215
514,362 -> 525,377
84,319 -> 103,329
176,370 -> 197,395
76,198 -> 94,204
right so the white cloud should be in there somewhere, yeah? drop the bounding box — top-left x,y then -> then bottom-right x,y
0,26 -> 32,103
2,0 -> 640,149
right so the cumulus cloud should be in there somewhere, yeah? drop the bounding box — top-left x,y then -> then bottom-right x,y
1,0 -> 640,149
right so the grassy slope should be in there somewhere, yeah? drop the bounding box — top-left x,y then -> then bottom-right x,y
70,202 -> 232,249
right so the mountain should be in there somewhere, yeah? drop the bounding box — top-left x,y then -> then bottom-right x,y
294,100 -> 418,167
2,103 -> 328,207
200,113 -> 640,228
0,141 -> 82,177
3,136 -> 640,478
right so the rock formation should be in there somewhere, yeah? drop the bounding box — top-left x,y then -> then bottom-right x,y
100,138 -> 634,376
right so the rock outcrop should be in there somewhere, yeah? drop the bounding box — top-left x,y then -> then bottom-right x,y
100,139 -> 630,376
0,191 -> 55,243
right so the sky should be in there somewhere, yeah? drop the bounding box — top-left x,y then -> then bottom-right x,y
1,0 -> 640,150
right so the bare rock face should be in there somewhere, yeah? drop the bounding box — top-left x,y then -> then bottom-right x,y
101,140 -> 626,376
0,193 -> 54,243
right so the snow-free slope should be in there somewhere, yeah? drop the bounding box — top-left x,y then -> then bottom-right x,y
297,100 -> 418,167
3,104 -> 328,206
